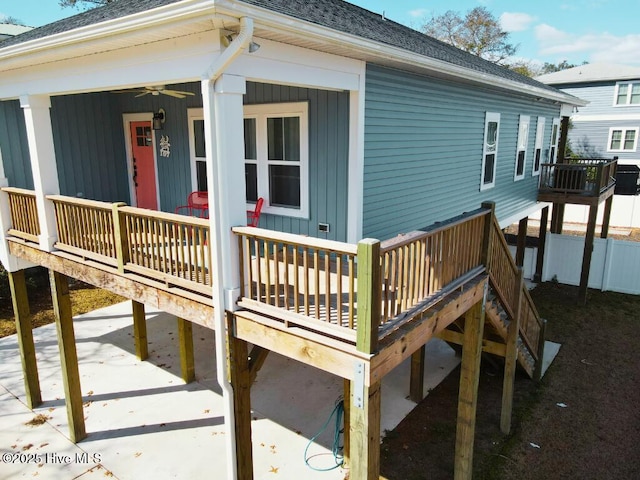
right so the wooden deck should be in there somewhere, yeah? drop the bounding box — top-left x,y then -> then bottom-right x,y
1,188 -> 546,480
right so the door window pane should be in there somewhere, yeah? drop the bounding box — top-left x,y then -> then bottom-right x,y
483,154 -> 495,184
517,151 -> 525,175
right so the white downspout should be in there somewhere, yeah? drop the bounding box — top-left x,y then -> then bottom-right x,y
203,16 -> 253,480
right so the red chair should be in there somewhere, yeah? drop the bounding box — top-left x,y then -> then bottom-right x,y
247,197 -> 264,227
174,191 -> 209,218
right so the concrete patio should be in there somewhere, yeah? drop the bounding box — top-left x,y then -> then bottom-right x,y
0,301 -> 461,479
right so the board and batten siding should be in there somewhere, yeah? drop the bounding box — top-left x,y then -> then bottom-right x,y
363,64 -> 560,240
559,83 -> 640,162
245,82 -> 350,242
0,100 -> 33,189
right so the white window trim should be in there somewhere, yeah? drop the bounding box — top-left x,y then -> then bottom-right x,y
607,127 -> 639,152
514,115 -> 529,181
548,117 -> 560,164
187,108 -> 205,192
532,116 -> 545,177
613,81 -> 640,107
480,112 -> 500,191
244,102 -> 309,219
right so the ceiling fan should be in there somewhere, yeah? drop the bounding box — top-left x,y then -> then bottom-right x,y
111,85 -> 195,99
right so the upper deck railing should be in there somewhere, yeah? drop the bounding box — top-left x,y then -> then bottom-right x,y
539,158 -> 617,197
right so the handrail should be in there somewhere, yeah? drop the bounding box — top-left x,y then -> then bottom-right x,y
486,215 -> 544,362
2,187 -> 40,243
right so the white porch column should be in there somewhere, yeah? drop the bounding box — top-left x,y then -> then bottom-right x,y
347,70 -> 366,244
202,73 -> 247,480
20,95 -> 60,252
0,156 -> 34,271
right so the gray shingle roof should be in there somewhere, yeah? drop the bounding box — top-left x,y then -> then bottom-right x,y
0,0 -> 560,95
536,62 -> 640,85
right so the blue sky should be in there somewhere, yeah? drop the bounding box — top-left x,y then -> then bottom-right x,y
1,0 -> 639,66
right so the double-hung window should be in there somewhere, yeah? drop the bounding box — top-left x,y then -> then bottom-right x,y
481,112 -> 500,190
244,102 -> 309,218
532,117 -> 545,176
614,81 -> 640,106
608,127 -> 639,152
188,109 -> 208,191
514,115 -> 529,181
548,118 -> 560,163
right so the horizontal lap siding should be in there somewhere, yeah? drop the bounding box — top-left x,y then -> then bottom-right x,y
245,83 -> 350,242
363,64 -> 560,240
0,100 -> 33,188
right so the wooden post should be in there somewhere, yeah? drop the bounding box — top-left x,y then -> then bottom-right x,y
409,345 -> 426,403
501,269 -> 523,434
534,206 -> 549,283
226,312 -> 253,480
177,317 -> 195,383
550,203 -> 565,234
248,345 -> 270,385
111,202 -> 128,272
342,379 -> 351,468
481,202 -> 496,268
49,270 -> 86,443
8,270 -> 42,409
350,238 -> 382,480
601,195 -> 614,239
454,294 -> 486,480
349,381 -> 381,480
515,217 -> 528,268
579,204 -> 599,304
131,300 -> 148,361
557,116 -> 570,164
356,238 -> 381,354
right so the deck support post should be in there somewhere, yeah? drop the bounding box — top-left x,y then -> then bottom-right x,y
501,269 -> 523,434
551,203 -> 565,234
515,217 -> 528,268
579,204 -> 599,303
49,270 -> 86,443
350,238 -> 381,480
131,300 -> 148,361
248,345 -> 269,385
8,269 -> 42,409
177,317 -> 195,383
226,313 -> 253,480
601,195 -> 613,239
454,292 -> 486,480
534,206 -> 549,282
342,379 -> 351,468
409,345 -> 426,402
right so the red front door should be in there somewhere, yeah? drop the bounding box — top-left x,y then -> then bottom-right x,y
130,121 -> 158,210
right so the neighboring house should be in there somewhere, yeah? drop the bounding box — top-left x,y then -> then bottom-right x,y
0,23 -> 33,40
0,1 -> 585,479
537,63 -> 640,228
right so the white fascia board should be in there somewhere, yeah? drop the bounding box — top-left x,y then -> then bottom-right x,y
0,0 -> 218,62
215,0 -> 587,106
227,38 -> 363,91
573,113 -> 640,122
499,202 -> 551,229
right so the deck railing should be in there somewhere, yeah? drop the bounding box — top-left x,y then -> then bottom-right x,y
487,215 -> 544,364
233,209 -> 490,344
2,187 -> 40,243
539,158 -> 617,196
47,195 -> 212,295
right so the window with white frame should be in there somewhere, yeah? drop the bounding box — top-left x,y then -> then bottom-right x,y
548,118 -> 560,163
614,81 -> 640,106
187,109 -> 208,192
607,127 -> 639,152
244,102 -> 309,218
532,116 -> 545,176
514,115 -> 529,181
481,112 -> 500,190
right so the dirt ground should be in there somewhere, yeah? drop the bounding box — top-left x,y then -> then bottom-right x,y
380,282 -> 640,479
1,278 -> 639,479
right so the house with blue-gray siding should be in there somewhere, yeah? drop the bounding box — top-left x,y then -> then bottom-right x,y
0,2 -> 586,479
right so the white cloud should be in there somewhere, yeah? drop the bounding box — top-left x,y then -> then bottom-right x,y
408,8 -> 428,18
534,24 -> 640,65
500,12 -> 536,32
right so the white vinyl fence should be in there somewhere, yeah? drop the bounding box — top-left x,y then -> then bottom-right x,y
541,233 -> 640,295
